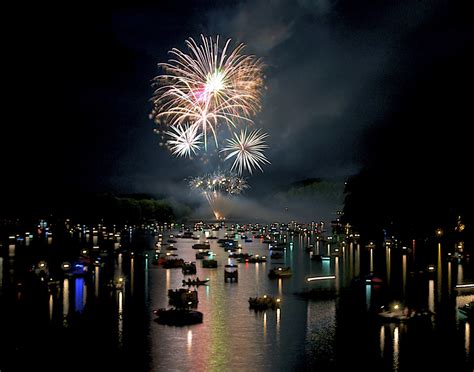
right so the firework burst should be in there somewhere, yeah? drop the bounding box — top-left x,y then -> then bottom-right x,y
221,129 -> 270,175
151,35 -> 264,148
165,124 -> 203,158
189,171 -> 249,219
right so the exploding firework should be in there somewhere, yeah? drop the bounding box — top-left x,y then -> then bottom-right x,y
221,128 -> 270,175
151,35 -> 264,148
189,171 -> 249,219
165,124 -> 203,158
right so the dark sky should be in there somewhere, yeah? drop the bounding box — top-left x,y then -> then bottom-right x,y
3,0 -> 473,218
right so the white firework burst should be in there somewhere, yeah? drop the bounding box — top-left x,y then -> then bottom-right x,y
165,124 -> 203,158
221,129 -> 270,175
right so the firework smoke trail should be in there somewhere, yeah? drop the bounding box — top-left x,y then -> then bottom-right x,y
221,128 -> 270,175
151,35 -> 264,149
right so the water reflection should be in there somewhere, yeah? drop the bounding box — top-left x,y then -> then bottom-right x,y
63,278 -> 69,324
428,279 -> 435,313
402,255 -> 407,296
75,277 -> 86,313
466,322 -> 470,358
380,325 -> 385,357
130,256 -> 135,296
386,247 -> 391,285
187,329 -> 193,356
94,266 -> 100,298
118,290 -> 123,347
49,293 -> 54,321
1,226 -> 473,371
393,326 -> 399,372
0,256 -> 3,293
355,243 -> 360,277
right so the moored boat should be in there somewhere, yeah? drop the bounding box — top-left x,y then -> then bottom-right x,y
248,295 -> 281,310
377,304 -> 434,322
182,278 -> 209,286
268,266 -> 292,279
153,308 -> 203,326
459,301 -> 474,318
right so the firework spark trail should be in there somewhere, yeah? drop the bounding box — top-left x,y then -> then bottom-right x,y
188,171 -> 249,219
221,129 -> 270,175
151,35 -> 264,149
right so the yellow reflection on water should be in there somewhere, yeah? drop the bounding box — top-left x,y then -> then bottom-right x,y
402,255 -> 407,296
94,266 -> 100,298
447,262 -> 452,295
49,293 -> 54,321
263,311 -> 267,341
370,248 -> 374,273
118,290 -> 123,347
117,253 -> 123,277
63,278 -> 69,323
386,247 -> 391,285
166,269 -> 170,289
393,326 -> 399,371
458,263 -> 464,283
465,322 -> 470,357
437,243 -> 442,300
428,279 -> 435,313
130,257 -> 134,296
8,244 -> 15,258
355,244 -> 360,277
187,330 -> 193,355
380,325 -> 385,357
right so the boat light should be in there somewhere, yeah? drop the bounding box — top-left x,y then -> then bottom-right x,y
456,283 -> 474,288
306,275 -> 336,282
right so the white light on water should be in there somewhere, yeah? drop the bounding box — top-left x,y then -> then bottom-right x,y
306,275 -> 336,282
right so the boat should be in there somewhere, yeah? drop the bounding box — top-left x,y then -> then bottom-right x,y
192,243 -> 211,250
182,278 -> 209,286
195,250 -> 211,259
351,273 -> 383,285
202,259 -> 218,268
182,262 -> 197,275
162,258 -> 185,268
270,251 -> 284,259
153,308 -> 203,326
168,288 -> 199,307
268,266 -> 292,279
242,255 -> 267,263
377,305 -> 434,322
459,301 -> 474,318
224,264 -> 238,282
248,295 -> 281,310
310,254 -> 331,261
107,277 -> 125,290
229,252 -> 252,260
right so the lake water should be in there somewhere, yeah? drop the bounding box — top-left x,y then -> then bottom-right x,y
0,226 -> 472,371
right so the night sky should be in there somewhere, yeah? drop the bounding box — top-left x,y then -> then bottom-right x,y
3,0 -> 473,220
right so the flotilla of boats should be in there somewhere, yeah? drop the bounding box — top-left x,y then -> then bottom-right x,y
5,220 -> 469,332
248,295 -> 281,310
